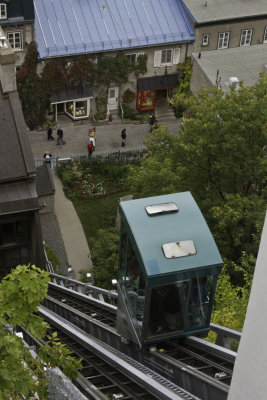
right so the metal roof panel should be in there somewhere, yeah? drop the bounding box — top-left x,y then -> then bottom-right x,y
34,0 -> 195,58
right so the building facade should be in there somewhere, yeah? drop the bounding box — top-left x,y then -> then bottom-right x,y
0,0 -> 35,67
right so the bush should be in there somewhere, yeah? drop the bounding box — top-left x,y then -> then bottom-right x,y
134,113 -> 150,122
122,89 -> 135,103
119,103 -> 134,120
94,113 -> 106,121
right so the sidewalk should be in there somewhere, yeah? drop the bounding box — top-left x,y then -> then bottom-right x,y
52,173 -> 92,276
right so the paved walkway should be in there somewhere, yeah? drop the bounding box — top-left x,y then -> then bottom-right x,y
29,118 -> 179,278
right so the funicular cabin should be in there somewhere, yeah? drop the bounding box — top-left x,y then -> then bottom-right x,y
116,192 -> 223,348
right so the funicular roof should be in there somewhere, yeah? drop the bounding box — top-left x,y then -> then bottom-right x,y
34,0 -> 194,59
120,192 -> 222,278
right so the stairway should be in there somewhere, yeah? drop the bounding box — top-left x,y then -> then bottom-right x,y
155,102 -> 177,123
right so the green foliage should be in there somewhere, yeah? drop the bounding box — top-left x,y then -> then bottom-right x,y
119,103 -> 135,119
91,228 -> 120,289
169,57 -> 192,117
134,54 -> 148,76
129,77 -> 267,269
44,244 -> 61,269
16,42 -> 50,124
209,264 -> 251,347
0,265 -> 81,399
122,88 -> 136,103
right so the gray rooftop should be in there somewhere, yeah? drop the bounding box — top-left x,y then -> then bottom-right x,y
192,44 -> 267,89
0,88 -> 36,183
182,0 -> 267,24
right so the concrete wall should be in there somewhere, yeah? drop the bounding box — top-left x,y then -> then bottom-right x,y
191,18 -> 267,53
190,56 -> 213,92
228,213 -> 267,400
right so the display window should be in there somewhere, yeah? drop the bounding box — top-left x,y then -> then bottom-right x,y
136,90 -> 156,111
65,99 -> 89,119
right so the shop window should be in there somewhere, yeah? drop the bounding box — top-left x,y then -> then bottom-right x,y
0,3 -> 7,19
75,100 -> 87,117
7,31 -> 23,50
137,90 -> 156,111
66,101 -> 74,117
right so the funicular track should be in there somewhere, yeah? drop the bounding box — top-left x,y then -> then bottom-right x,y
42,279 -> 237,400
23,306 -> 199,400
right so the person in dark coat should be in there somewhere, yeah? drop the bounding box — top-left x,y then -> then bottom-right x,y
56,127 -> 65,145
149,114 -> 156,131
121,129 -> 127,147
47,126 -> 54,140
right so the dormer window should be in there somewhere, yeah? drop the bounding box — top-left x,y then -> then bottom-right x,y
0,3 -> 7,19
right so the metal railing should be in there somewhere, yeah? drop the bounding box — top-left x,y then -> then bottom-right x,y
34,148 -> 147,171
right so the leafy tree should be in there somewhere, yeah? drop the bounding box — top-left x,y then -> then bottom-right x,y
0,264 -> 81,399
16,42 -> 50,124
129,76 -> 267,268
90,228 -> 120,290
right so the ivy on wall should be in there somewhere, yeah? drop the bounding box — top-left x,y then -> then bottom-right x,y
16,43 -> 148,124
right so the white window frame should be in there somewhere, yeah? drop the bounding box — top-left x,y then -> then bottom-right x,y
0,3 -> 7,19
7,31 -> 23,50
161,49 -> 173,65
263,27 -> 267,43
154,48 -> 180,67
202,34 -> 209,46
240,29 -> 252,46
217,32 -> 230,49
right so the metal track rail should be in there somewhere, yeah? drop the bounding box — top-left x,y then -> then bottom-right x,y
39,306 -> 200,400
44,285 -> 237,400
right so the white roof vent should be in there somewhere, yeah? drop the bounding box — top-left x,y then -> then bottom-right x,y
229,77 -> 239,86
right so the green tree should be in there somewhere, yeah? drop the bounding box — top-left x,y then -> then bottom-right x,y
129,76 -> 267,268
16,42 -> 50,125
90,228 -> 120,290
0,264 -> 81,399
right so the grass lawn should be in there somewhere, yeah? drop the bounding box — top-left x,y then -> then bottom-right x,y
72,190 -> 132,248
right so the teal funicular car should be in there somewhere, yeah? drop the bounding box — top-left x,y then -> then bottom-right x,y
116,192 -> 223,348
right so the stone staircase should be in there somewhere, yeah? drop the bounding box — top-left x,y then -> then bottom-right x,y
155,102 -> 177,123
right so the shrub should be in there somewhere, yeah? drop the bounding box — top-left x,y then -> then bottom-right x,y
119,103 -> 134,120
122,89 -> 135,103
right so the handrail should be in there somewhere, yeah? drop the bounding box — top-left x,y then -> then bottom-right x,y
120,102 -> 124,124
43,244 -> 54,274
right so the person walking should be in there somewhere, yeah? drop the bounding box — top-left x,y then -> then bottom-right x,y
56,127 -> 65,145
88,128 -> 96,149
47,126 -> 54,140
121,128 -> 127,147
43,151 -> 52,167
87,141 -> 94,158
149,114 -> 156,132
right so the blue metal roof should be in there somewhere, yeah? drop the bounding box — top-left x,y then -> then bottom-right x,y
120,192 -> 223,278
34,0 -> 194,59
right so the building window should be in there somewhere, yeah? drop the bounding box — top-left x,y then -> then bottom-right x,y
126,53 -> 137,64
263,27 -> 267,43
161,49 -> 172,64
240,29 -> 252,46
217,32 -> 230,49
0,3 -> 7,19
125,53 -> 144,64
202,34 -> 209,46
7,31 -> 23,50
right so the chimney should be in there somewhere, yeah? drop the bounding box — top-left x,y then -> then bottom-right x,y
0,27 -> 17,93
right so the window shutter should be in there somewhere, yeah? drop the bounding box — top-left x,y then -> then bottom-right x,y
172,48 -> 180,65
137,52 -> 144,57
154,50 -> 161,67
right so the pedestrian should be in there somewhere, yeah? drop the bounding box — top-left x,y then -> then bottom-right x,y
149,114 -> 156,132
121,128 -> 127,147
87,141 -> 94,158
43,151 -> 52,167
47,126 -> 54,140
56,126 -> 65,145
